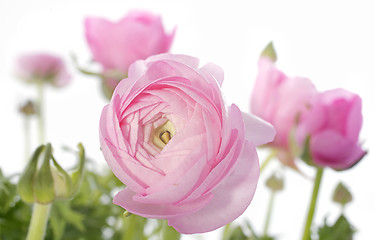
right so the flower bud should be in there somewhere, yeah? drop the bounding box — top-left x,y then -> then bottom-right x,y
260,41 -> 277,62
333,182 -> 353,207
17,143 -> 85,204
265,172 -> 284,192
19,100 -> 37,116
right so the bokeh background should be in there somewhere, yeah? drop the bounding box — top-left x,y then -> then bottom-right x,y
1,0 -> 374,239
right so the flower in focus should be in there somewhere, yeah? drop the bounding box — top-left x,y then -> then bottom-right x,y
296,88 -> 366,170
99,53 -> 275,233
85,11 -> 175,98
250,56 -> 317,167
16,53 -> 71,87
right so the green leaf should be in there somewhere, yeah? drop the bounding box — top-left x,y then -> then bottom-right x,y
318,214 -> 355,240
228,226 -> 247,240
70,143 -> 86,196
54,201 -> 85,232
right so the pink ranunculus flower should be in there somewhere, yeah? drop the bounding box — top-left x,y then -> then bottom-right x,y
99,53 -> 275,234
296,88 -> 366,170
85,11 -> 175,98
250,57 -> 317,167
16,53 -> 71,87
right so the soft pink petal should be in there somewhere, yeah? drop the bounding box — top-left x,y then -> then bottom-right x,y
146,53 -> 199,70
199,63 -> 224,86
114,187 -> 213,218
345,93 -> 362,141
242,112 -> 275,147
311,130 -> 366,169
168,140 -> 259,234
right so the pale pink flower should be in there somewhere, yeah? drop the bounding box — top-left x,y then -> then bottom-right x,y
16,53 -> 71,87
296,88 -> 366,170
99,53 -> 275,233
250,57 -> 317,166
85,11 -> 175,96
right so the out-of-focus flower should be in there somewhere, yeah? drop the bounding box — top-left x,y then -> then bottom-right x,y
99,53 -> 275,233
296,88 -> 366,170
85,11 -> 175,98
250,57 -> 317,167
16,53 -> 71,87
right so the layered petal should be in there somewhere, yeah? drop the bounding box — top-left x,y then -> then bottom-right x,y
168,140 -> 259,234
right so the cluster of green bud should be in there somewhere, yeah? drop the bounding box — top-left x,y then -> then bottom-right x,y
17,143 -> 85,204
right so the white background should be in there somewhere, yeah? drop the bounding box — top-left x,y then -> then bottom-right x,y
1,0 -> 374,239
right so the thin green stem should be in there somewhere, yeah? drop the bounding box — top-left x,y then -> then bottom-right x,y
36,81 -> 45,145
260,149 -> 277,173
263,190 -> 275,237
24,117 -> 31,162
26,203 -> 51,240
302,167 -> 324,240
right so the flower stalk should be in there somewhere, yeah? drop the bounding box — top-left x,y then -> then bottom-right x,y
302,167 -> 324,240
26,203 -> 51,240
260,149 -> 277,173
36,80 -> 45,144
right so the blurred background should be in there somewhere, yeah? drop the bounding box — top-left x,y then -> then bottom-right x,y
1,0 -> 374,239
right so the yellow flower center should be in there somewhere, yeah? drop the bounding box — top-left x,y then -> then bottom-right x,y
152,120 -> 176,149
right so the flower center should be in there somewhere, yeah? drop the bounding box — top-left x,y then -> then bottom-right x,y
152,120 -> 176,149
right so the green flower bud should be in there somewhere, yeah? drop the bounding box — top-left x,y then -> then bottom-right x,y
265,173 -> 284,192
19,100 -> 37,116
260,41 -> 277,62
34,143 -> 55,204
17,145 -> 44,203
333,182 -> 353,207
17,143 -> 85,204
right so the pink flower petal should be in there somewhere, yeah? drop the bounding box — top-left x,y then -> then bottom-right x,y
242,112 -> 275,147
114,187 -> 213,218
311,130 -> 366,169
168,140 -> 259,234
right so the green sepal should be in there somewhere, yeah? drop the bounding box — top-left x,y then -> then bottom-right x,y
17,145 -> 44,203
260,42 -> 277,62
70,143 -> 86,196
51,156 -> 73,200
34,143 -> 55,204
300,135 -> 315,167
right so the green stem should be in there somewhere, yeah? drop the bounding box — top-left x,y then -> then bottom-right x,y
263,190 -> 275,237
24,117 -> 31,162
260,149 -> 277,173
302,167 -> 324,240
36,81 -> 45,145
26,203 -> 51,240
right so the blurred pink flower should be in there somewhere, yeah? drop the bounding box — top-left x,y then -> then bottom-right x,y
85,11 -> 175,97
296,88 -> 366,170
16,53 -> 71,87
250,57 -> 317,167
99,53 -> 275,233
